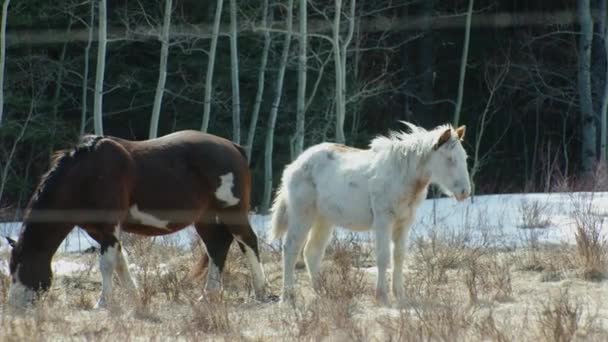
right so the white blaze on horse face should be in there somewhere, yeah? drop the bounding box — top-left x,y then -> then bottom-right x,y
215,172 -> 240,207
129,204 -> 171,230
8,266 -> 36,308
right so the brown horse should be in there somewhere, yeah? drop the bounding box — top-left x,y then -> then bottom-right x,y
8,130 -> 267,308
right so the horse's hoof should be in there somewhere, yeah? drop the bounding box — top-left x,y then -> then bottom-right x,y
375,289 -> 389,307
94,299 -> 107,310
265,294 -> 280,303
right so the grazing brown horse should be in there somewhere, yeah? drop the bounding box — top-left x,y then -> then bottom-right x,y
8,130 -> 267,308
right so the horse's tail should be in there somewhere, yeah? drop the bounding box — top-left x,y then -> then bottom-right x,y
269,184 -> 288,241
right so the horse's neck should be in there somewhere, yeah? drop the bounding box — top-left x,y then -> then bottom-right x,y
16,221 -> 72,257
375,146 -> 429,185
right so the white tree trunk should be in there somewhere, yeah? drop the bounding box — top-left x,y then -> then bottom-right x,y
201,0 -> 224,132
262,0 -> 293,212
0,0 -> 10,128
578,0 -> 596,172
333,0 -> 345,144
229,0 -> 240,144
93,0 -> 108,136
453,0 -> 474,126
245,0 -> 271,161
80,0 -> 95,136
293,0 -> 307,158
149,0 -> 172,139
340,0 -> 356,142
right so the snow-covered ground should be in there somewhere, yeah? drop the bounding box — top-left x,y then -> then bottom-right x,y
2,191 -> 608,276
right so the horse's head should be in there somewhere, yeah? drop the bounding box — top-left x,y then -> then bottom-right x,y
428,125 -> 471,201
8,233 -> 53,308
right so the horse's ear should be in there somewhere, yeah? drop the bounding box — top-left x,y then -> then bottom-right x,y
433,128 -> 452,150
456,125 -> 466,140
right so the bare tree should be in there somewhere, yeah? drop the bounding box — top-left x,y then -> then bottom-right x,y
229,0 -> 240,143
201,0 -> 224,132
333,0 -> 345,143
81,0 -> 95,136
292,0 -> 307,157
149,0 -> 173,139
578,0 -> 596,172
453,0 -> 474,126
469,61 -> 509,198
0,0 -> 10,128
245,0 -> 271,161
262,0 -> 293,212
93,0 -> 108,135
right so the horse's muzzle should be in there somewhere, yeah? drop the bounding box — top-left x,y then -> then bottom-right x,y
455,191 -> 470,202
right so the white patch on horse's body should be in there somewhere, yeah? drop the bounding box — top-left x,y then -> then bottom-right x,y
7,266 -> 36,308
215,172 -> 240,207
129,204 -> 170,230
271,122 -> 471,305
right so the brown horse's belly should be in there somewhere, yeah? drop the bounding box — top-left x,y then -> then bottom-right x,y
122,222 -> 191,236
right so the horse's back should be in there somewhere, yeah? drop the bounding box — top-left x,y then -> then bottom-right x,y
282,142 -> 375,230
107,131 -> 252,225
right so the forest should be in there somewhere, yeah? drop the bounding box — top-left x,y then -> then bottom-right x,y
0,0 -> 604,213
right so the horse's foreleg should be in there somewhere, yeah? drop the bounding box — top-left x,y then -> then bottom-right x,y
373,218 -> 391,306
303,221 -> 333,292
392,216 -> 414,304
95,228 -> 120,309
114,242 -> 138,294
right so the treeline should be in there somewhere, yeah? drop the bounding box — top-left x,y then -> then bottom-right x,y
0,0 -> 604,213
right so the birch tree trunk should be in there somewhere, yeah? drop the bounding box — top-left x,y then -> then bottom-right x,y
80,0 -> 95,136
453,0 -> 474,126
0,0 -> 10,128
93,0 -> 108,136
245,0 -> 271,161
149,0 -> 172,139
293,0 -> 307,158
262,0 -> 293,212
340,0 -> 355,142
333,0 -> 345,144
578,0 -> 596,172
229,0 -> 240,144
201,0 -> 224,133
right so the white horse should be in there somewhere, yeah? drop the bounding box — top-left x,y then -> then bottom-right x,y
270,122 -> 471,305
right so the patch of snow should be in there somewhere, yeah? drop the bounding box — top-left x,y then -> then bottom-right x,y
52,260 -> 89,275
1,192 -> 607,256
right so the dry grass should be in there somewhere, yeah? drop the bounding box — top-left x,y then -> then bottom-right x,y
570,196 -> 607,281
518,199 -> 552,229
1,217 -> 608,341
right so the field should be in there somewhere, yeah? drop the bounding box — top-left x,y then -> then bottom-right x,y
1,192 -> 608,341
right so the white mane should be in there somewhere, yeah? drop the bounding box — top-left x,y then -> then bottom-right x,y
370,122 -> 455,162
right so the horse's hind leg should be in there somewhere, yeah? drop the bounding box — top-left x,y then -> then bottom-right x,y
195,221 -> 233,297
220,212 -> 267,300
281,212 -> 315,304
303,220 -> 333,291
